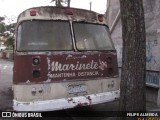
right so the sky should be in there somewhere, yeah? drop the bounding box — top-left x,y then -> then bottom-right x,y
0,0 -> 107,24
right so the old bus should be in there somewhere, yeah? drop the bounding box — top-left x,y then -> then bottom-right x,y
13,6 -> 120,111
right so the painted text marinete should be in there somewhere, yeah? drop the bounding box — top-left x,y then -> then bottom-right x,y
50,60 -> 99,72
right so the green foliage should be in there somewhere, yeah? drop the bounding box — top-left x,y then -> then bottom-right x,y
0,16 -> 15,49
0,17 -> 5,22
0,23 -> 6,33
51,0 -> 71,7
51,0 -> 63,6
6,23 -> 16,31
4,37 -> 14,47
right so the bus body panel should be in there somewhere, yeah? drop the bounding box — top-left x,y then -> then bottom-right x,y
17,7 -> 103,24
13,89 -> 120,111
13,6 -> 120,111
13,78 -> 119,102
13,52 -> 118,84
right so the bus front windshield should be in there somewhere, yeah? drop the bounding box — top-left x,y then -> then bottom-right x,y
73,23 -> 114,50
17,20 -> 72,51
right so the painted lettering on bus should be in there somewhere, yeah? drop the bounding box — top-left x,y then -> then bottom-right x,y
50,61 -> 99,71
48,71 -> 99,78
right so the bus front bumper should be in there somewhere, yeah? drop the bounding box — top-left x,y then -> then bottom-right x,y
13,90 -> 120,111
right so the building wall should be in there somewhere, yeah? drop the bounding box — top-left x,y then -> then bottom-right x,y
106,0 -> 160,105
106,0 -> 122,67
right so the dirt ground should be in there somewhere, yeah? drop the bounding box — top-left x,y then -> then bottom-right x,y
0,59 -> 13,111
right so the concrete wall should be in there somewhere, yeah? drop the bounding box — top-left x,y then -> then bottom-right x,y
144,0 -> 160,72
106,0 -> 122,67
106,0 -> 160,105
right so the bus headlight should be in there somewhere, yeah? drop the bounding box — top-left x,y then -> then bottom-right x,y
33,70 -> 40,78
107,57 -> 112,63
33,57 -> 40,65
108,68 -> 113,74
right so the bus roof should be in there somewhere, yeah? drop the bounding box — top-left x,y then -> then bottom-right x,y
17,6 -> 106,24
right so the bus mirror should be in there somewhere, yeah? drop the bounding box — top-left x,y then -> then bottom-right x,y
33,70 -> 41,78
33,58 -> 40,65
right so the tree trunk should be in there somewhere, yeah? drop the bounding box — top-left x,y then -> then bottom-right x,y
119,0 -> 146,119
67,0 -> 71,7
56,0 -> 62,7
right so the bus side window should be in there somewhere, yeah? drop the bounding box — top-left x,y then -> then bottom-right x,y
17,25 -> 22,50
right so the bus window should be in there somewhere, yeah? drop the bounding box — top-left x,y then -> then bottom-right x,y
73,23 -> 114,50
17,21 -> 73,51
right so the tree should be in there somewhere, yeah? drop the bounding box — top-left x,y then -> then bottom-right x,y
67,0 -> 70,7
4,36 -> 14,48
51,0 -> 63,7
0,16 -> 15,49
51,0 -> 71,7
6,23 -> 16,32
119,0 -> 146,119
0,17 -> 5,22
0,17 -> 6,33
0,23 -> 5,33
3,23 -> 15,49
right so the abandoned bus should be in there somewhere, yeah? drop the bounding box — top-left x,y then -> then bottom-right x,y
13,6 -> 120,111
